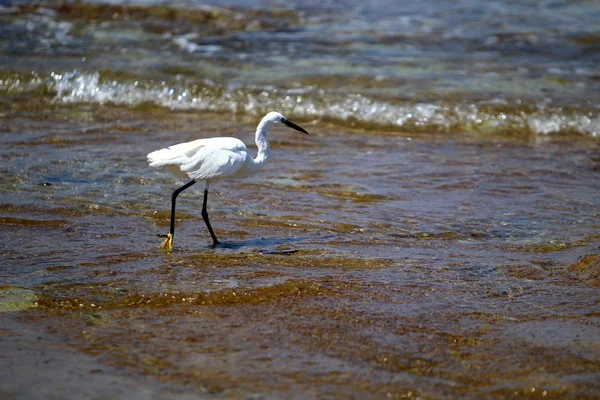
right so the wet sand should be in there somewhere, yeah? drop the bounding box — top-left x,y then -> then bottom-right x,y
0,313 -> 207,399
1,107 -> 599,398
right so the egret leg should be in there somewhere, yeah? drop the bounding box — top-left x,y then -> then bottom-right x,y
201,187 -> 219,246
160,179 -> 196,250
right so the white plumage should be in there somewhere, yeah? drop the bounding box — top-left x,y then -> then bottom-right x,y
148,137 -> 250,180
148,111 -> 309,250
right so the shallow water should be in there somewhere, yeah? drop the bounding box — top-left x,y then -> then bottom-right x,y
1,1 -> 600,399
1,0 -> 600,136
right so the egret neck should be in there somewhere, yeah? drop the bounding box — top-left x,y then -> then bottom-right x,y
251,115 -> 273,171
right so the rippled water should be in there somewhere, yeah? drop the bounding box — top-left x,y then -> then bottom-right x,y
1,1 -> 600,399
2,0 -> 600,136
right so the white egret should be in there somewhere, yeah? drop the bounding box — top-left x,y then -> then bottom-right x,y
148,111 -> 309,250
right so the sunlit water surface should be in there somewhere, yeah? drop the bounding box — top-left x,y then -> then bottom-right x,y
1,0 -> 600,398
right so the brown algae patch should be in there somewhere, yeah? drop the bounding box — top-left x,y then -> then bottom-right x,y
264,180 -> 390,203
0,202 -> 122,219
223,251 -> 393,270
78,252 -> 153,268
36,281 -> 127,311
315,188 -> 390,203
0,217 -> 68,227
159,251 -> 394,276
119,279 -> 330,308
286,299 -> 600,397
389,231 -> 464,240
142,209 -> 198,227
37,279 -> 332,312
16,2 -> 305,35
502,264 -> 551,281
231,214 -> 317,231
34,251 -> 394,315
261,254 -> 394,270
568,254 -> 600,286
505,239 -> 589,253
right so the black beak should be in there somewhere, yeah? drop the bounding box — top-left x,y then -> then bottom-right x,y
282,118 -> 309,134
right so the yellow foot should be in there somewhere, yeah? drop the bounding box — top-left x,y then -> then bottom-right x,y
160,233 -> 173,251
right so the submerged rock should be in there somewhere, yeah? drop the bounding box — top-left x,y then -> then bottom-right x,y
0,287 -> 38,312
568,254 -> 600,286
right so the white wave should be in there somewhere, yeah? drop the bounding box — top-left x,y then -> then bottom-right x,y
43,71 -> 600,138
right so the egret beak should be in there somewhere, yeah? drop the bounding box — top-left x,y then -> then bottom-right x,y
282,118 -> 309,134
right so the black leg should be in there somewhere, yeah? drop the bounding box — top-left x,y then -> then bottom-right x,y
170,180 -> 196,235
201,188 -> 219,246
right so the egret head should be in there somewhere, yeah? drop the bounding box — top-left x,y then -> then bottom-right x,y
263,111 -> 309,134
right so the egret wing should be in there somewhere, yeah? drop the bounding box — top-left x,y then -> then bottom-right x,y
148,137 -> 245,166
182,144 -> 248,180
149,137 -> 250,180
172,137 -> 245,158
